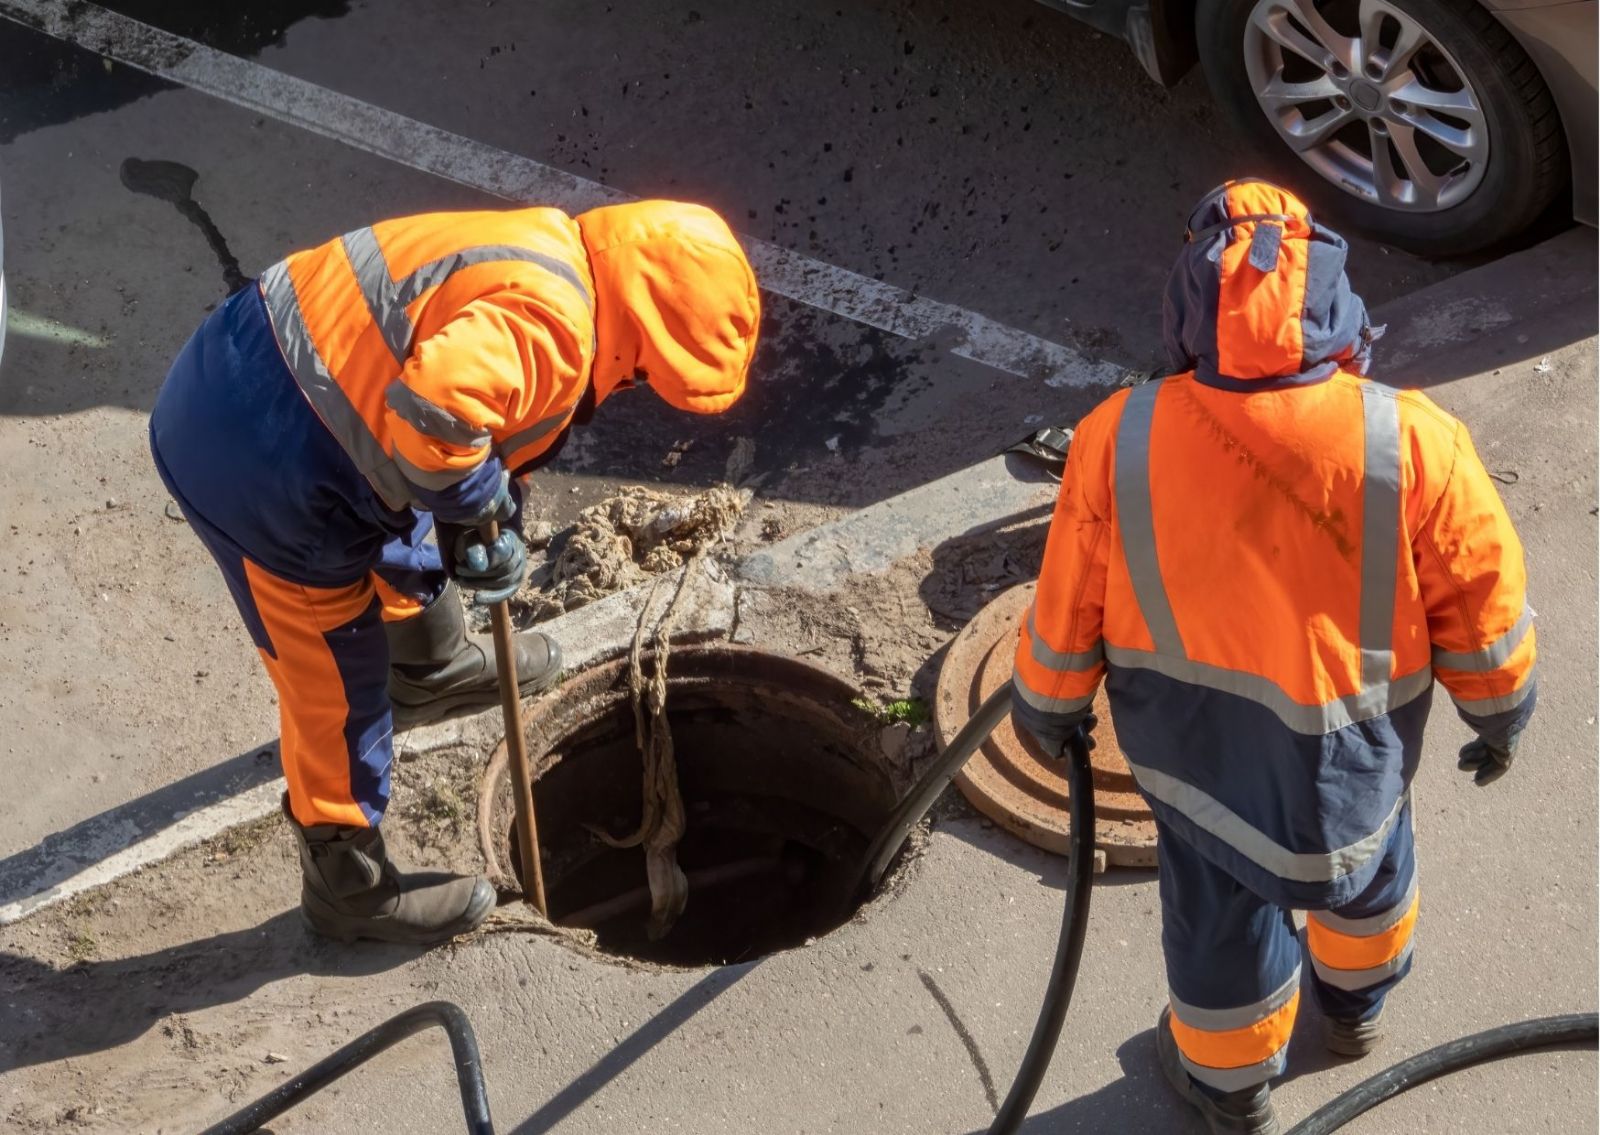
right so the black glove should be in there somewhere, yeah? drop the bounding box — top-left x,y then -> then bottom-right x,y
437,476 -> 527,606
1457,735 -> 1516,787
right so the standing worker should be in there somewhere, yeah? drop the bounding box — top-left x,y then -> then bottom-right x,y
1012,181 -> 1535,1134
152,201 -> 760,947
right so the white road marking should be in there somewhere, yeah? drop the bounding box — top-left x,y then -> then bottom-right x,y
0,780 -> 285,925
0,0 -> 1117,921
0,0 -> 1125,390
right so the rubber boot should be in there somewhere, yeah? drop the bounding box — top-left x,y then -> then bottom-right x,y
1157,1008 -> 1282,1135
1323,1005 -> 1386,1058
386,582 -> 562,729
286,796 -> 495,946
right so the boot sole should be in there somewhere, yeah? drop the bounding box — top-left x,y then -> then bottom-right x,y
300,880 -> 496,946
1157,1009 -> 1282,1135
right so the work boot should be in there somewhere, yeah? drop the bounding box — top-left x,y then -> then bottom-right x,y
1323,1005 -> 1386,1058
1157,1008 -> 1282,1135
286,796 -> 495,946
386,582 -> 562,729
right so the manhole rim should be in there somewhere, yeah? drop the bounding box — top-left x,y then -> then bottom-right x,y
934,582 -> 1158,865
476,641 -> 922,968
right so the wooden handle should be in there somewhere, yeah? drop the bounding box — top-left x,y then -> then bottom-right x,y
480,520 -> 548,916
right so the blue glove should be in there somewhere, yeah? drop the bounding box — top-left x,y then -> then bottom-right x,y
437,476 -> 528,606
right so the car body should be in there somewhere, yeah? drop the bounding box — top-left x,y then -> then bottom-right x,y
1036,0 -> 1596,252
1,172 -> 7,369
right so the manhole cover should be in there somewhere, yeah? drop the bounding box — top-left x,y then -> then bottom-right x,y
934,583 -> 1157,866
479,645 -> 904,967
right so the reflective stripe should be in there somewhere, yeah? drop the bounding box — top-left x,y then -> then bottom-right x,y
258,268 -> 415,511
1105,645 -> 1433,735
1026,609 -> 1104,673
340,228 -> 414,362
1179,1049 -> 1287,1093
1434,604 -> 1534,672
1114,381 -> 1185,657
498,409 -> 572,460
1311,938 -> 1414,991
393,448 -> 475,492
1452,669 -> 1538,716
1309,888 -> 1419,970
1169,968 -> 1300,1034
1011,676 -> 1095,717
1359,384 -> 1401,691
1127,757 -> 1409,883
394,245 -> 592,314
384,381 -> 491,449
345,228 -> 594,363
1312,872 -> 1418,937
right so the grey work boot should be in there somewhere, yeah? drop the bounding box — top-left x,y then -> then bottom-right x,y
386,582 -> 561,730
1323,1005 -> 1386,1058
286,796 -> 495,946
1157,1008 -> 1282,1135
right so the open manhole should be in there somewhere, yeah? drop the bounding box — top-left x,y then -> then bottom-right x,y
935,582 -> 1157,867
478,645 -> 900,967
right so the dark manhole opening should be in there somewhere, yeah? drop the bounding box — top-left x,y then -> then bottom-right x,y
480,646 -> 901,968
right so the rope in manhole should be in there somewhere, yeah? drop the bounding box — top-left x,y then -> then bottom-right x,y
587,548 -> 710,939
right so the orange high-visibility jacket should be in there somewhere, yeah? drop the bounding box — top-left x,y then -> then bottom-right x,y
259,201 -> 759,524
1013,182 -> 1536,909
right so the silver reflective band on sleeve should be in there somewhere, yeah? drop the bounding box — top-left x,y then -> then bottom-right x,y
1179,1049 -> 1287,1094
498,409 -> 572,459
1433,603 -> 1534,672
1359,384 -> 1401,692
1104,645 -> 1432,735
257,267 -> 415,511
1010,676 -> 1095,717
393,448 -> 476,492
1311,939 -> 1414,991
341,229 -> 415,364
1115,380 -> 1185,657
1026,609 -> 1104,673
1451,668 -> 1538,716
384,381 -> 491,449
342,229 -> 595,365
1127,757 -> 1410,883
1169,967 -> 1300,1034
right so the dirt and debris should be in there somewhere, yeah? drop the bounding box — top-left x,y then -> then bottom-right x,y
511,484 -> 749,623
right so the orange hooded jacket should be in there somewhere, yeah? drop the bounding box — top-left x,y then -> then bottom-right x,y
1012,181 -> 1536,909
258,200 -> 760,524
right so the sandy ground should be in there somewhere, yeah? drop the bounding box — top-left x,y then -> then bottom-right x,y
2,292 -> 1595,1130
0,2 -> 1593,1132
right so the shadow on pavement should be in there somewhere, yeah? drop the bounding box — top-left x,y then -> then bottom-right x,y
510,961 -> 759,1135
960,1026 -> 1202,1134
0,740 -> 282,918
0,909 -> 419,1073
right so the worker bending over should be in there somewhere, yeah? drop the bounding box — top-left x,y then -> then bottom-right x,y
152,201 -> 760,946
1013,181 -> 1535,1134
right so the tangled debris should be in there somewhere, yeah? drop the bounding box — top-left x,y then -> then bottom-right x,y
513,485 -> 748,621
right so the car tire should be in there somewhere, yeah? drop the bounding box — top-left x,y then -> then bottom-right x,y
1195,0 -> 1567,255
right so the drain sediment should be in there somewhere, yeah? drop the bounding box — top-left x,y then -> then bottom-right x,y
479,646 -> 901,967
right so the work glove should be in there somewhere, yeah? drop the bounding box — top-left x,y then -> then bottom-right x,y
437,476 -> 528,607
1457,735 -> 1516,787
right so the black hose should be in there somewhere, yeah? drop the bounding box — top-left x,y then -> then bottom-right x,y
856,683 -> 1014,898
987,727 -> 1096,1134
1286,1012 -> 1599,1135
198,1000 -> 494,1134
